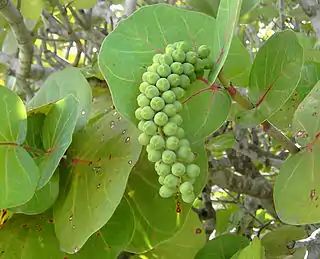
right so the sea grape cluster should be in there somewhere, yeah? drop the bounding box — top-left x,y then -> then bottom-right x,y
135,41 -> 212,204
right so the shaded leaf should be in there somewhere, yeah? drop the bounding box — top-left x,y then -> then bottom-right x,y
12,0 -> 43,20
185,0 -> 219,17
206,133 -> 236,153
64,0 -> 96,9
232,237 -> 265,259
296,62 -> 320,101
215,204 -> 240,234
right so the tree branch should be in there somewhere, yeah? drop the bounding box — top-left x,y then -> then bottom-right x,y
0,0 -> 33,98
124,0 -> 137,17
298,0 -> 320,40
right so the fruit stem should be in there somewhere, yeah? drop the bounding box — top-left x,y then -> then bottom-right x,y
218,70 -> 300,154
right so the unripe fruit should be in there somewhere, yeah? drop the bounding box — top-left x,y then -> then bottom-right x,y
203,58 -> 213,69
176,127 -> 185,139
180,74 -> 191,88
163,122 -> 178,136
177,146 -> 192,160
153,53 -> 162,64
169,114 -> 183,126
140,106 -> 155,120
147,63 -> 159,73
186,164 -> 201,178
159,185 -> 175,198
196,70 -> 204,79
182,63 -> 195,76
150,96 -> 165,111
166,136 -> 180,150
143,120 -> 157,135
158,176 -> 165,185
145,85 -> 159,99
148,149 -> 162,162
137,94 -> 150,107
163,104 -> 177,117
157,64 -> 171,78
179,139 -> 190,147
167,74 -> 180,87
172,49 -> 186,62
195,58 -> 205,72
155,161 -> 171,176
189,72 -> 196,82
139,82 -> 149,93
162,90 -> 176,104
182,192 -> 195,203
162,150 -> 176,164
179,181 -> 194,195
173,101 -> 183,112
185,152 -> 195,164
182,175 -> 196,184
154,112 -> 169,126
142,72 -> 160,85
163,174 -> 179,188
165,46 -> 175,55
176,41 -> 192,52
170,62 -> 183,75
135,107 -> 143,120
146,144 -> 152,153
172,87 -> 185,100
159,54 -> 173,65
186,51 -> 197,64
198,45 -> 211,59
172,162 -> 186,177
138,120 -> 145,131
156,78 -> 170,92
138,132 -> 150,146
150,135 -> 165,150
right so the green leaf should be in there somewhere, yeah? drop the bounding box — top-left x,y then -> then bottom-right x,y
98,4 -> 216,123
274,142 -> 320,224
233,238 -> 265,259
292,81 -> 320,146
9,170 -> 59,215
185,0 -> 219,17
12,0 -> 43,20
235,30 -> 304,128
37,95 -> 80,188
140,211 -> 206,259
53,93 -> 141,254
209,0 -> 243,83
261,226 -> 307,258
126,141 -> 207,252
296,62 -> 320,101
215,204 -> 240,234
27,67 -> 92,130
223,36 -> 252,87
181,81 -> 231,143
63,0 -> 96,9
206,133 -> 236,153
195,234 -> 250,259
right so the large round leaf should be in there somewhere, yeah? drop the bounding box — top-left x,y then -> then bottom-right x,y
274,142 -> 320,224
53,93 -> 141,253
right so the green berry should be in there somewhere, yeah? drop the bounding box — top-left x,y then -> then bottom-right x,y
177,146 -> 192,160
159,54 -> 173,65
147,63 -> 159,73
158,176 -> 165,185
186,51 -> 197,64
163,122 -> 178,136
170,62 -> 183,75
150,135 -> 165,150
135,107 -> 143,120
186,164 -> 201,178
145,85 -> 159,99
167,74 -> 181,87
182,192 -> 195,203
157,64 -> 171,78
179,139 -> 190,147
162,150 -> 177,164
189,72 -> 196,82
203,58 -> 213,69
179,181 -> 194,195
174,101 -> 183,112
176,127 -> 185,139
196,70 -> 204,79
172,162 -> 186,177
172,49 -> 186,63
155,161 -> 171,176
182,63 -> 195,76
159,185 -> 175,198
198,45 -> 211,59
142,72 -> 160,85
176,41 -> 192,52
148,149 -> 162,162
138,132 -> 151,146
195,58 -> 205,72
143,120 -> 157,135
137,94 -> 150,107
185,152 -> 195,163
163,104 -> 177,117
166,136 -> 180,150
138,120 -> 145,131
165,46 -> 175,55
156,78 -> 170,92
154,112 -> 169,126
182,175 -> 196,184
140,106 -> 155,120
172,87 -> 185,100
180,74 -> 191,88
139,82 -> 149,93
146,144 -> 152,153
162,90 -> 176,104
150,96 -> 165,111
169,114 -> 183,126
164,174 -> 179,188
153,53 -> 162,64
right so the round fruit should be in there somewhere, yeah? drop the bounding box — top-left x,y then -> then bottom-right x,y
135,107 -> 143,120
177,146 -> 192,160
170,62 -> 183,75
147,63 -> 159,73
173,101 -> 183,112
166,136 -> 180,150
162,90 -> 176,104
163,174 -> 179,188
139,82 -> 149,93
137,94 -> 150,107
157,64 -> 171,78
181,192 -> 195,203
145,85 -> 160,99
169,114 -> 183,126
179,181 -> 194,195
156,78 -> 170,92
180,74 -> 191,88
163,104 -> 177,117
153,53 -> 162,64
154,112 -> 169,126
172,49 -> 186,62
182,63 -> 195,76
198,45 -> 211,58
167,74 -> 180,87
159,54 -> 173,65
163,122 -> 178,136
149,135 -> 165,150
172,162 -> 186,177
158,175 -> 165,185
165,46 -> 175,55
148,149 -> 162,162
155,161 -> 171,176
176,127 -> 185,139
143,120 -> 157,135
179,139 -> 190,147
162,150 -> 177,164
176,41 -> 192,52
159,185 -> 175,198
203,58 -> 213,69
195,58 -> 205,72
150,96 -> 165,111
138,132 -> 151,146
186,164 -> 201,178
186,51 -> 197,64
138,120 -> 145,131
140,106 -> 155,120
172,87 -> 185,100
142,72 -> 160,85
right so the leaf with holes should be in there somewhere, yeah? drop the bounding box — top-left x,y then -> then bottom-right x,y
140,211 -> 206,259
27,67 -> 92,130
98,4 -> 217,123
36,95 -> 80,188
292,81 -> 320,146
208,0 -> 243,83
53,94 -> 141,253
235,30 -> 304,128
126,140 -> 207,253
0,87 -> 39,209
9,171 -> 59,215
274,142 -> 320,224
195,234 -> 250,259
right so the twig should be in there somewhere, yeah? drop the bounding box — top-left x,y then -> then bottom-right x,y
124,0 -> 137,17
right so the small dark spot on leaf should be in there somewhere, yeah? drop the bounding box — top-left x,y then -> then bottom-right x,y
109,154 -> 112,160
1,250 -> 4,254
48,219 -> 55,223
95,232 -> 101,236
195,228 -> 202,234
64,256 -> 68,259
310,189 -> 316,201
21,224 -> 28,228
